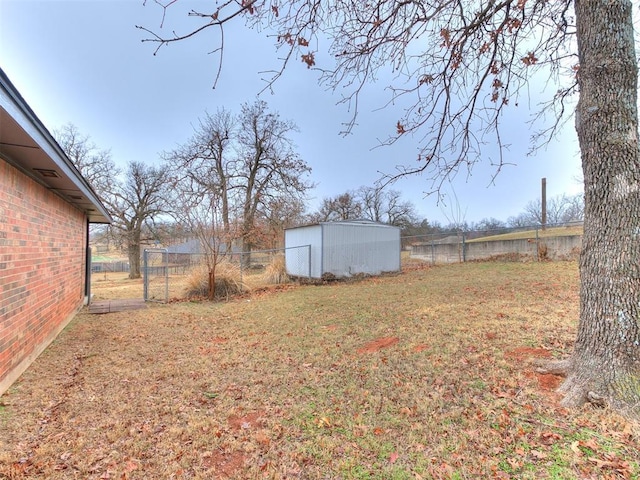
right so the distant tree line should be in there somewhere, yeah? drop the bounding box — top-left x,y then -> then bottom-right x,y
314,189 -> 584,240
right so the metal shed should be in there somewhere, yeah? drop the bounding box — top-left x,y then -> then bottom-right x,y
285,220 -> 401,279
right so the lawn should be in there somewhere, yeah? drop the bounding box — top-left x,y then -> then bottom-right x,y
1,261 -> 637,479
466,225 -> 584,243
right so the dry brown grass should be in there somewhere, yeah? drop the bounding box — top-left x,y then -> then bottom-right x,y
262,255 -> 290,285
183,264 -> 211,298
1,261 -> 638,479
467,225 -> 584,243
183,263 -> 247,301
90,272 -> 143,300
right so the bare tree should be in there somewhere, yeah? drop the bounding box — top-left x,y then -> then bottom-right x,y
56,125 -> 169,278
54,123 -> 120,244
164,102 -> 312,272
54,123 -> 119,200
104,161 -> 169,279
260,196 -> 307,248
358,186 -> 417,227
523,193 -> 584,225
236,100 -> 313,255
561,193 -> 584,222
164,109 -> 236,234
472,217 -> 507,232
163,109 -> 238,298
506,213 -> 531,229
142,1 -> 640,413
314,192 -> 362,222
166,173 -> 232,299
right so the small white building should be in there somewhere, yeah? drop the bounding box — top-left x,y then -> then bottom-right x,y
284,220 -> 401,279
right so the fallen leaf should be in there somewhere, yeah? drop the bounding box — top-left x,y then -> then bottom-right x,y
254,430 -> 270,447
507,457 -> 521,469
316,416 -> 331,428
389,452 -> 399,464
570,441 -> 582,456
530,449 -> 548,460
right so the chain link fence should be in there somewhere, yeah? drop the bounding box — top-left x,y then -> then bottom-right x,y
405,221 -> 583,264
91,260 -> 130,274
141,245 -> 311,302
143,248 -> 169,302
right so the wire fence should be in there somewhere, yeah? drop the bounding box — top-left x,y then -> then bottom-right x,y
91,260 -> 130,274
143,248 -> 169,302
138,245 -> 312,302
404,221 -> 583,264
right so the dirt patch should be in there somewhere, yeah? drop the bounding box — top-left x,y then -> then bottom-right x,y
228,410 -> 265,431
536,372 -> 563,391
357,336 -> 399,354
505,347 -> 552,361
203,450 -> 245,477
506,347 -> 563,397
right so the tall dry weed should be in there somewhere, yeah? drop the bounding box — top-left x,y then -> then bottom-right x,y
184,262 -> 247,300
263,254 -> 289,285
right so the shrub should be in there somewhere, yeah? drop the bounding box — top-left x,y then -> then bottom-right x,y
184,262 -> 247,300
538,242 -> 549,261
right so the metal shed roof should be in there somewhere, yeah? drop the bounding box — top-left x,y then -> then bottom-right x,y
286,219 -> 397,231
0,68 -> 111,224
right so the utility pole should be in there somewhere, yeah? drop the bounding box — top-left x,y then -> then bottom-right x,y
541,177 -> 547,231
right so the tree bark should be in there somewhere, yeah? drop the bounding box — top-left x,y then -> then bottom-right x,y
563,0 -> 640,412
208,268 -> 216,301
128,243 -> 141,279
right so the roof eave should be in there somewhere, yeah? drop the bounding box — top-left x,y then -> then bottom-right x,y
0,68 -> 112,224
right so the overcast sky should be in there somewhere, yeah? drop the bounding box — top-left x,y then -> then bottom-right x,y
0,0 -> 583,224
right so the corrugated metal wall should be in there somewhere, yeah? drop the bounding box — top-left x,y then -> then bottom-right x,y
285,225 -> 322,278
321,222 -> 400,277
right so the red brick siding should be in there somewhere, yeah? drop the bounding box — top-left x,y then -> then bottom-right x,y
0,160 -> 87,391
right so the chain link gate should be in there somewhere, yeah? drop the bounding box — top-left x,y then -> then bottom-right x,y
143,248 -> 169,302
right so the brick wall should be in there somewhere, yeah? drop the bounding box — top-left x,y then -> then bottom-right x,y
0,160 -> 87,394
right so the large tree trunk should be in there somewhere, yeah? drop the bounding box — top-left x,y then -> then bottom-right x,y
560,0 -> 640,411
128,243 -> 141,279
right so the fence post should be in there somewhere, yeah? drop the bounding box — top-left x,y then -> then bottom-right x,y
431,240 -> 435,265
143,249 -> 148,300
535,227 -> 539,262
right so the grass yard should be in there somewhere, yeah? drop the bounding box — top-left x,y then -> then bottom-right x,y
1,261 -> 638,479
90,272 -> 143,300
466,225 -> 584,243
